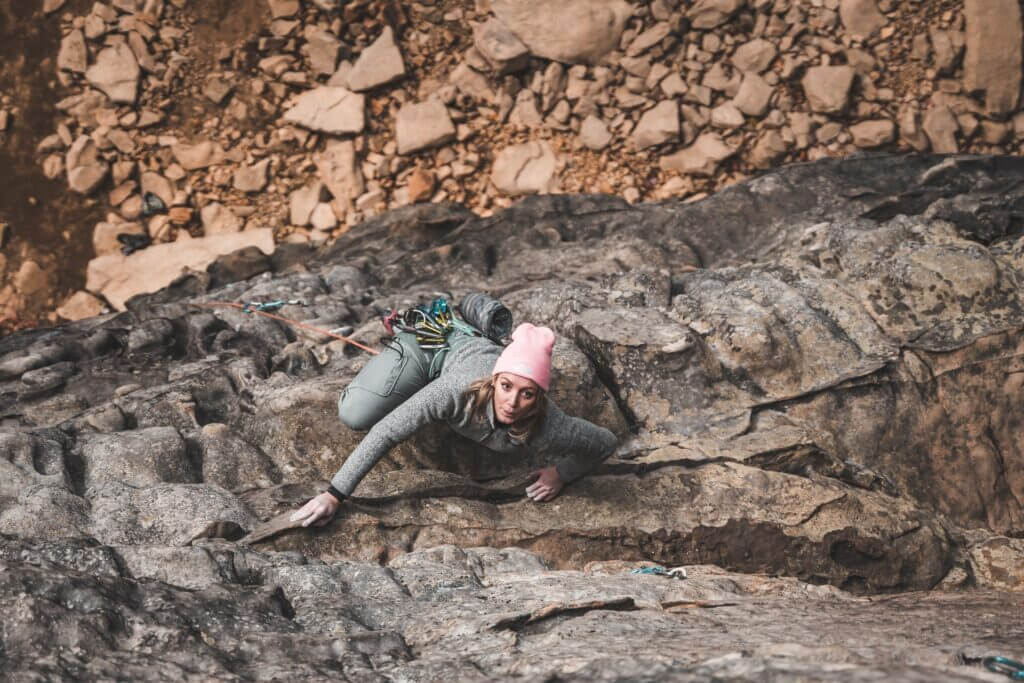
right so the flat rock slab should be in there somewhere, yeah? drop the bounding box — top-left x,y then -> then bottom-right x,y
85,229 -> 275,310
282,87 -> 365,135
491,0 -> 631,64
394,99 -> 455,155
86,43 -> 140,104
346,26 -> 405,91
491,140 -> 558,194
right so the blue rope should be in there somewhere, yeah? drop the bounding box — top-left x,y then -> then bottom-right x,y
985,656 -> 1024,680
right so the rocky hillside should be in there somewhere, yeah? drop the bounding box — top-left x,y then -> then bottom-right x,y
1,0 -> 1024,329
0,154 -> 1023,679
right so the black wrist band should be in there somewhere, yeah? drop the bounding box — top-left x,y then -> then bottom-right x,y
325,485 -> 347,502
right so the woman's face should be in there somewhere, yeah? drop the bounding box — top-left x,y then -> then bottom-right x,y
492,372 -> 540,424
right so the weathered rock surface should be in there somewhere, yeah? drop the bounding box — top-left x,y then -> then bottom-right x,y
4,156 -> 1024,679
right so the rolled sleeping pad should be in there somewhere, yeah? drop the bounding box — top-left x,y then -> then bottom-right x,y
459,292 -> 513,342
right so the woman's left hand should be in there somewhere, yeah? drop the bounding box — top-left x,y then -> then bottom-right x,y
526,466 -> 564,502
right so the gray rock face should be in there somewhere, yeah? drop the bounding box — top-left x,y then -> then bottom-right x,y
3,157 -> 1024,680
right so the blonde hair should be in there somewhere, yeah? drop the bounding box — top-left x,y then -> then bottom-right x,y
464,375 -> 547,442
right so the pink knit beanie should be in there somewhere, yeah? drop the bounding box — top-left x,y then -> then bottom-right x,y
492,323 -> 555,391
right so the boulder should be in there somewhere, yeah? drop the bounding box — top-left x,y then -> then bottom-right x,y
282,87 -> 365,135
491,141 -> 558,194
490,0 -> 631,64
346,26 -> 405,91
395,100 -> 456,155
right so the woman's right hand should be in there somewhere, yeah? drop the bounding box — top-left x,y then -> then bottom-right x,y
290,492 -> 341,527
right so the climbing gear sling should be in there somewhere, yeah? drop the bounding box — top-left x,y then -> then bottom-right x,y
985,656 -> 1024,680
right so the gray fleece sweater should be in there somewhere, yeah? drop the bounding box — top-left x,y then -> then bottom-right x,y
331,334 -> 618,495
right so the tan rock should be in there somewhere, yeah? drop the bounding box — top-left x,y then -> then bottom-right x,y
289,182 -> 327,226
200,203 -> 242,235
731,39 -> 777,73
406,168 -> 436,203
309,203 -> 338,231
632,100 -> 679,150
86,229 -> 276,310
172,141 -> 225,170
580,115 -> 612,150
898,103 -> 930,152
282,87 -> 365,135
57,291 -> 106,321
346,26 -> 405,91
315,140 -> 363,214
749,130 -> 790,169
141,171 -> 174,206
233,159 -> 270,193
93,221 -> 144,257
922,105 -> 959,153
13,261 -> 48,296
732,73 -> 774,116
395,100 -> 456,155
659,133 -> 736,177
490,0 -> 631,64
491,141 -> 558,195
43,0 -> 67,13
710,102 -> 745,129
838,0 -> 885,38
802,65 -> 856,114
687,0 -> 743,29
66,136 -> 109,195
57,29 -> 88,73
627,22 -> 672,58
472,17 -> 529,74
267,0 -> 299,18
964,0 -> 1022,116
302,27 -> 342,77
849,119 -> 896,148
85,43 -> 141,105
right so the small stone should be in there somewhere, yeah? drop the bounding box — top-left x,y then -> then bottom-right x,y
141,171 -> 174,206
315,140 -> 363,215
395,99 -> 456,155
580,115 -> 612,150
310,203 -> 338,231
302,27 -> 342,77
57,291 -> 105,321
406,168 -> 436,203
233,159 -> 271,193
922,105 -> 959,153
849,119 -> 895,148
267,0 -> 299,18
659,132 -> 736,177
731,39 -> 777,73
172,141 -> 225,170
347,26 -> 405,91
203,77 -> 234,105
732,73 -> 774,116
632,100 -> 679,150
802,65 -> 856,113
687,0 -> 744,29
168,207 -> 193,225
14,261 -> 48,296
626,22 -> 672,58
472,17 -> 529,74
839,0 -> 886,38
749,130 -> 790,168
491,140 -> 558,195
289,182 -> 326,226
58,29 -> 88,73
282,87 -> 365,135
43,0 -> 67,13
66,136 -> 109,195
711,102 -> 745,129
200,203 -> 242,234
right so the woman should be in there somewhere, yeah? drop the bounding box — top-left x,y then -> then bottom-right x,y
291,322 -> 618,527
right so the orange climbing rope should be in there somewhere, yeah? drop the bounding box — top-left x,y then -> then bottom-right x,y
195,301 -> 380,355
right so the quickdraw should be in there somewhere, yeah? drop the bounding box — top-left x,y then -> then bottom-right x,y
242,299 -> 305,314
631,565 -> 687,579
985,656 -> 1024,680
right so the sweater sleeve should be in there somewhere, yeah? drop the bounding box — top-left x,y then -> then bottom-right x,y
330,374 -> 468,495
542,405 -> 618,483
